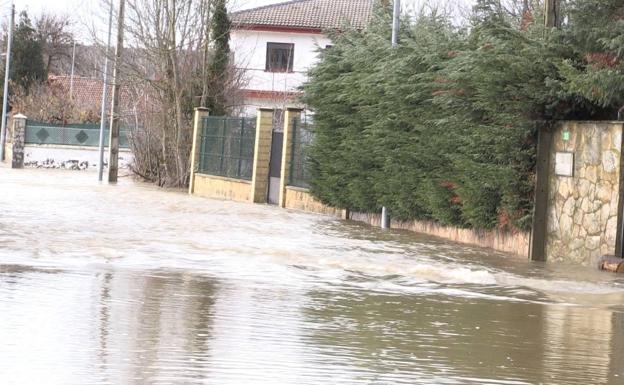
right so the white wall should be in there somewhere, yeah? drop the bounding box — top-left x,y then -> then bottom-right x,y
231,29 -> 331,114
24,145 -> 133,170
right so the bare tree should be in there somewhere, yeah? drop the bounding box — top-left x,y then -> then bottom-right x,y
34,13 -> 74,74
115,0 -> 244,187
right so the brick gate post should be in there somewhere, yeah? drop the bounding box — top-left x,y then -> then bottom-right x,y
251,108 -> 274,203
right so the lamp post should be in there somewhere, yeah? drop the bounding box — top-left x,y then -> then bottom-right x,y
69,40 -> 76,100
382,0 -> 400,230
98,0 -> 115,181
0,1 -> 14,162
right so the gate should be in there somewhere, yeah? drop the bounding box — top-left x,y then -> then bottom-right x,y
288,117 -> 313,188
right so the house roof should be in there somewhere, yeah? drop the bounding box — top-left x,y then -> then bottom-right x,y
231,0 -> 375,32
48,76 -> 157,115
49,76 -> 109,108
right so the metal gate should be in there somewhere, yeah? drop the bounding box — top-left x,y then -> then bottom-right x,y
268,131 -> 283,204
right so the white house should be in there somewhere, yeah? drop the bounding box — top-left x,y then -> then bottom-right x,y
231,0 -> 375,117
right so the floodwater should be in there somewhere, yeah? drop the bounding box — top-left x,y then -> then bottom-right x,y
2,169 -> 624,385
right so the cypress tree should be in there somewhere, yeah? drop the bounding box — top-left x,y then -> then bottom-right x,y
557,0 -> 624,115
302,0 -> 624,231
10,11 -> 47,92
206,0 -> 230,116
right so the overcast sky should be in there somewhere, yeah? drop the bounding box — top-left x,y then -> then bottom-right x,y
1,0 -> 474,41
0,0 -> 316,41
7,0 -> 303,16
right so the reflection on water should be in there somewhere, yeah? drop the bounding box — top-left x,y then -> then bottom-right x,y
1,169 -> 624,384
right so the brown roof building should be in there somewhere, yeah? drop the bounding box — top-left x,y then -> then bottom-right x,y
231,0 -> 375,115
232,0 -> 374,32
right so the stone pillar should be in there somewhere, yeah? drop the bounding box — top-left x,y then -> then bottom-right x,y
189,107 -> 210,194
11,114 -> 27,169
279,108 -> 303,207
251,108 -> 273,203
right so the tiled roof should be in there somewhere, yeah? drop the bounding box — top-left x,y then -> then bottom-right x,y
49,76 -> 110,108
232,0 -> 375,31
48,76 -> 158,114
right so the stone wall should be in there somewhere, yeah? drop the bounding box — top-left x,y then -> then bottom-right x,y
546,121 -> 623,265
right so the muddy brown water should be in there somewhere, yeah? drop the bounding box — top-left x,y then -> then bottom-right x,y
2,168 -> 624,384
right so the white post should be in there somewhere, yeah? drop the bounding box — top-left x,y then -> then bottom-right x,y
384,0 -> 400,225
391,0 -> 400,47
0,1 -> 14,161
381,206 -> 390,229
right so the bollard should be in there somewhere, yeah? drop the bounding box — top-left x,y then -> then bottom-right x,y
381,206 -> 390,229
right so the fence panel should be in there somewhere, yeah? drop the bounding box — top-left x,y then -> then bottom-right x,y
198,116 -> 256,181
289,117 -> 314,188
25,121 -> 131,148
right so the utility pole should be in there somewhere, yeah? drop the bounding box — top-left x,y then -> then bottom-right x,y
98,0 -> 114,182
531,0 -> 560,261
108,0 -> 125,183
0,1 -> 14,162
544,0 -> 560,28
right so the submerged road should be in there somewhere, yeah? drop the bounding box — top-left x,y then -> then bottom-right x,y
2,168 -> 624,384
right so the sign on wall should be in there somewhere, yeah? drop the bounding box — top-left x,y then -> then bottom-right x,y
555,152 -> 574,177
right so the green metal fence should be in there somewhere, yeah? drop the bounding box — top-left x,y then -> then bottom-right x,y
289,117 -> 314,188
25,121 -> 131,148
198,116 -> 256,181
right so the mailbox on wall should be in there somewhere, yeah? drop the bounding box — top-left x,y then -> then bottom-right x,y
555,152 -> 574,177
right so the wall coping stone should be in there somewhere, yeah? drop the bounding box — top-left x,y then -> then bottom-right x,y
285,186 -> 311,193
24,144 -> 133,152
559,120 -> 624,125
195,173 -> 252,185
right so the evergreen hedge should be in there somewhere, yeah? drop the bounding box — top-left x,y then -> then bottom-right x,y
303,0 -> 624,231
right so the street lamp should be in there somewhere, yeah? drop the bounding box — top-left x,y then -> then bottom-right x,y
0,1 -> 14,162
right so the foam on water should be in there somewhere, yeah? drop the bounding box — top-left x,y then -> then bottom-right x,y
3,168 -> 624,306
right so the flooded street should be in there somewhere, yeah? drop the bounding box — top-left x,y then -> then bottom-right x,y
3,168 -> 624,384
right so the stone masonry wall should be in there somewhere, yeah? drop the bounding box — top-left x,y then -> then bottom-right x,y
546,122 -> 623,265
